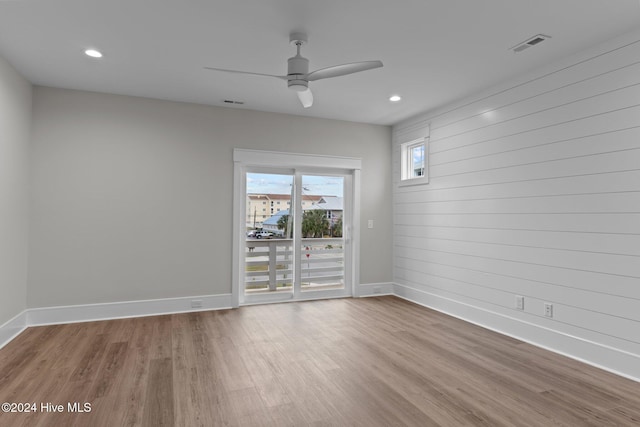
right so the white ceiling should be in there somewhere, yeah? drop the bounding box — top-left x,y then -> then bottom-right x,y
1,0 -> 639,126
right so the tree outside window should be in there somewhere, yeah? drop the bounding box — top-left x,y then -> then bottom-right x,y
277,209 -> 331,238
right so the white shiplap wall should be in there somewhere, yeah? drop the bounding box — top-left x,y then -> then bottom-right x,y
392,30 -> 640,381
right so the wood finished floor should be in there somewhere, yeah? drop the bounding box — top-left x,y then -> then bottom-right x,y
1,296 -> 639,426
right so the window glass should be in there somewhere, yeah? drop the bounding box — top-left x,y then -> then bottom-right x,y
400,137 -> 428,184
410,144 -> 424,178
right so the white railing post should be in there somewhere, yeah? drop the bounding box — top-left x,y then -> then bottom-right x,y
268,241 -> 277,291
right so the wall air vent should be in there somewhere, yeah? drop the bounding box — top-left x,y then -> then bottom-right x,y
511,34 -> 551,53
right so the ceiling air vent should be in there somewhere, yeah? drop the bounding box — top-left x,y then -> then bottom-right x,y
511,34 -> 551,53
223,99 -> 244,105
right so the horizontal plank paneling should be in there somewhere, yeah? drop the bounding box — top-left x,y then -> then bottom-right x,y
392,29 -> 640,377
395,212 -> 640,234
396,268 -> 640,346
431,126 -> 640,175
394,193 -> 640,215
395,225 -> 640,256
431,85 -> 640,151
394,257 -> 640,322
394,247 -> 640,300
430,39 -> 640,130
430,150 -> 640,186
394,170 -> 640,203
431,105 -> 640,164
395,235 -> 640,277
432,63 -> 640,141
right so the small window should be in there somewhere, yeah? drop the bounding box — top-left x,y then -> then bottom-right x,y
400,138 -> 428,185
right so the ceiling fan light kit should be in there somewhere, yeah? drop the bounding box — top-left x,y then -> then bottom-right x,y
205,32 -> 383,108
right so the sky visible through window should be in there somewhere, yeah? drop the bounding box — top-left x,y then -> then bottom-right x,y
413,145 -> 424,168
247,173 -> 343,197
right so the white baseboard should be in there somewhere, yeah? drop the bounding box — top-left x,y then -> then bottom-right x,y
393,283 -> 640,383
356,282 -> 394,297
26,293 -> 233,327
2,284 -> 387,348
0,310 -> 28,350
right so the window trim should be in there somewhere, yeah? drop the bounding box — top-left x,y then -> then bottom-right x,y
399,137 -> 429,186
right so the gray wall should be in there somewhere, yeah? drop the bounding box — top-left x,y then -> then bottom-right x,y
392,29 -> 640,378
0,55 -> 31,325
29,87 -> 392,307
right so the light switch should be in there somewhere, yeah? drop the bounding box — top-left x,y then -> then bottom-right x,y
367,220 -> 374,229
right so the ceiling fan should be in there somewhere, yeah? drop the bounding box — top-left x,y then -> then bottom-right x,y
204,32 -> 383,108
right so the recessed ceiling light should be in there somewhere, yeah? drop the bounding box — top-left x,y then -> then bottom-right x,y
389,95 -> 402,102
84,49 -> 103,58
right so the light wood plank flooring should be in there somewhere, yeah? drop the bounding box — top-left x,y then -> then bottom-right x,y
1,296 -> 639,426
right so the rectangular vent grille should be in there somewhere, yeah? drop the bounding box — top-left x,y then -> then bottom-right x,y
511,34 -> 551,53
527,37 -> 545,46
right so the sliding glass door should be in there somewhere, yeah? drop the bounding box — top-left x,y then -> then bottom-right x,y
299,174 -> 346,294
241,169 -> 352,304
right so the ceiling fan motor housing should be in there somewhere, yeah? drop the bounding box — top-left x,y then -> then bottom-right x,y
287,39 -> 309,92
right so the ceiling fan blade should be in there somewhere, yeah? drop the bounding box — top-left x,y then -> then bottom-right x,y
297,88 -> 313,108
306,60 -> 383,82
204,67 -> 287,80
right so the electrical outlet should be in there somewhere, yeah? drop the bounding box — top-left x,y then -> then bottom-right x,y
191,299 -> 203,309
367,220 -> 374,229
544,303 -> 553,318
515,295 -> 524,310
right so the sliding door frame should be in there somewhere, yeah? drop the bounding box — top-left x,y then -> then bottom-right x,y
232,149 -> 361,308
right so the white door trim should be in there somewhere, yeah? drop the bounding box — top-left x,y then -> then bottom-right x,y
234,148 -> 362,170
232,149 -> 362,307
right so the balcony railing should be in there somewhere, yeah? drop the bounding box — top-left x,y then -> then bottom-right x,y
245,238 -> 344,293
